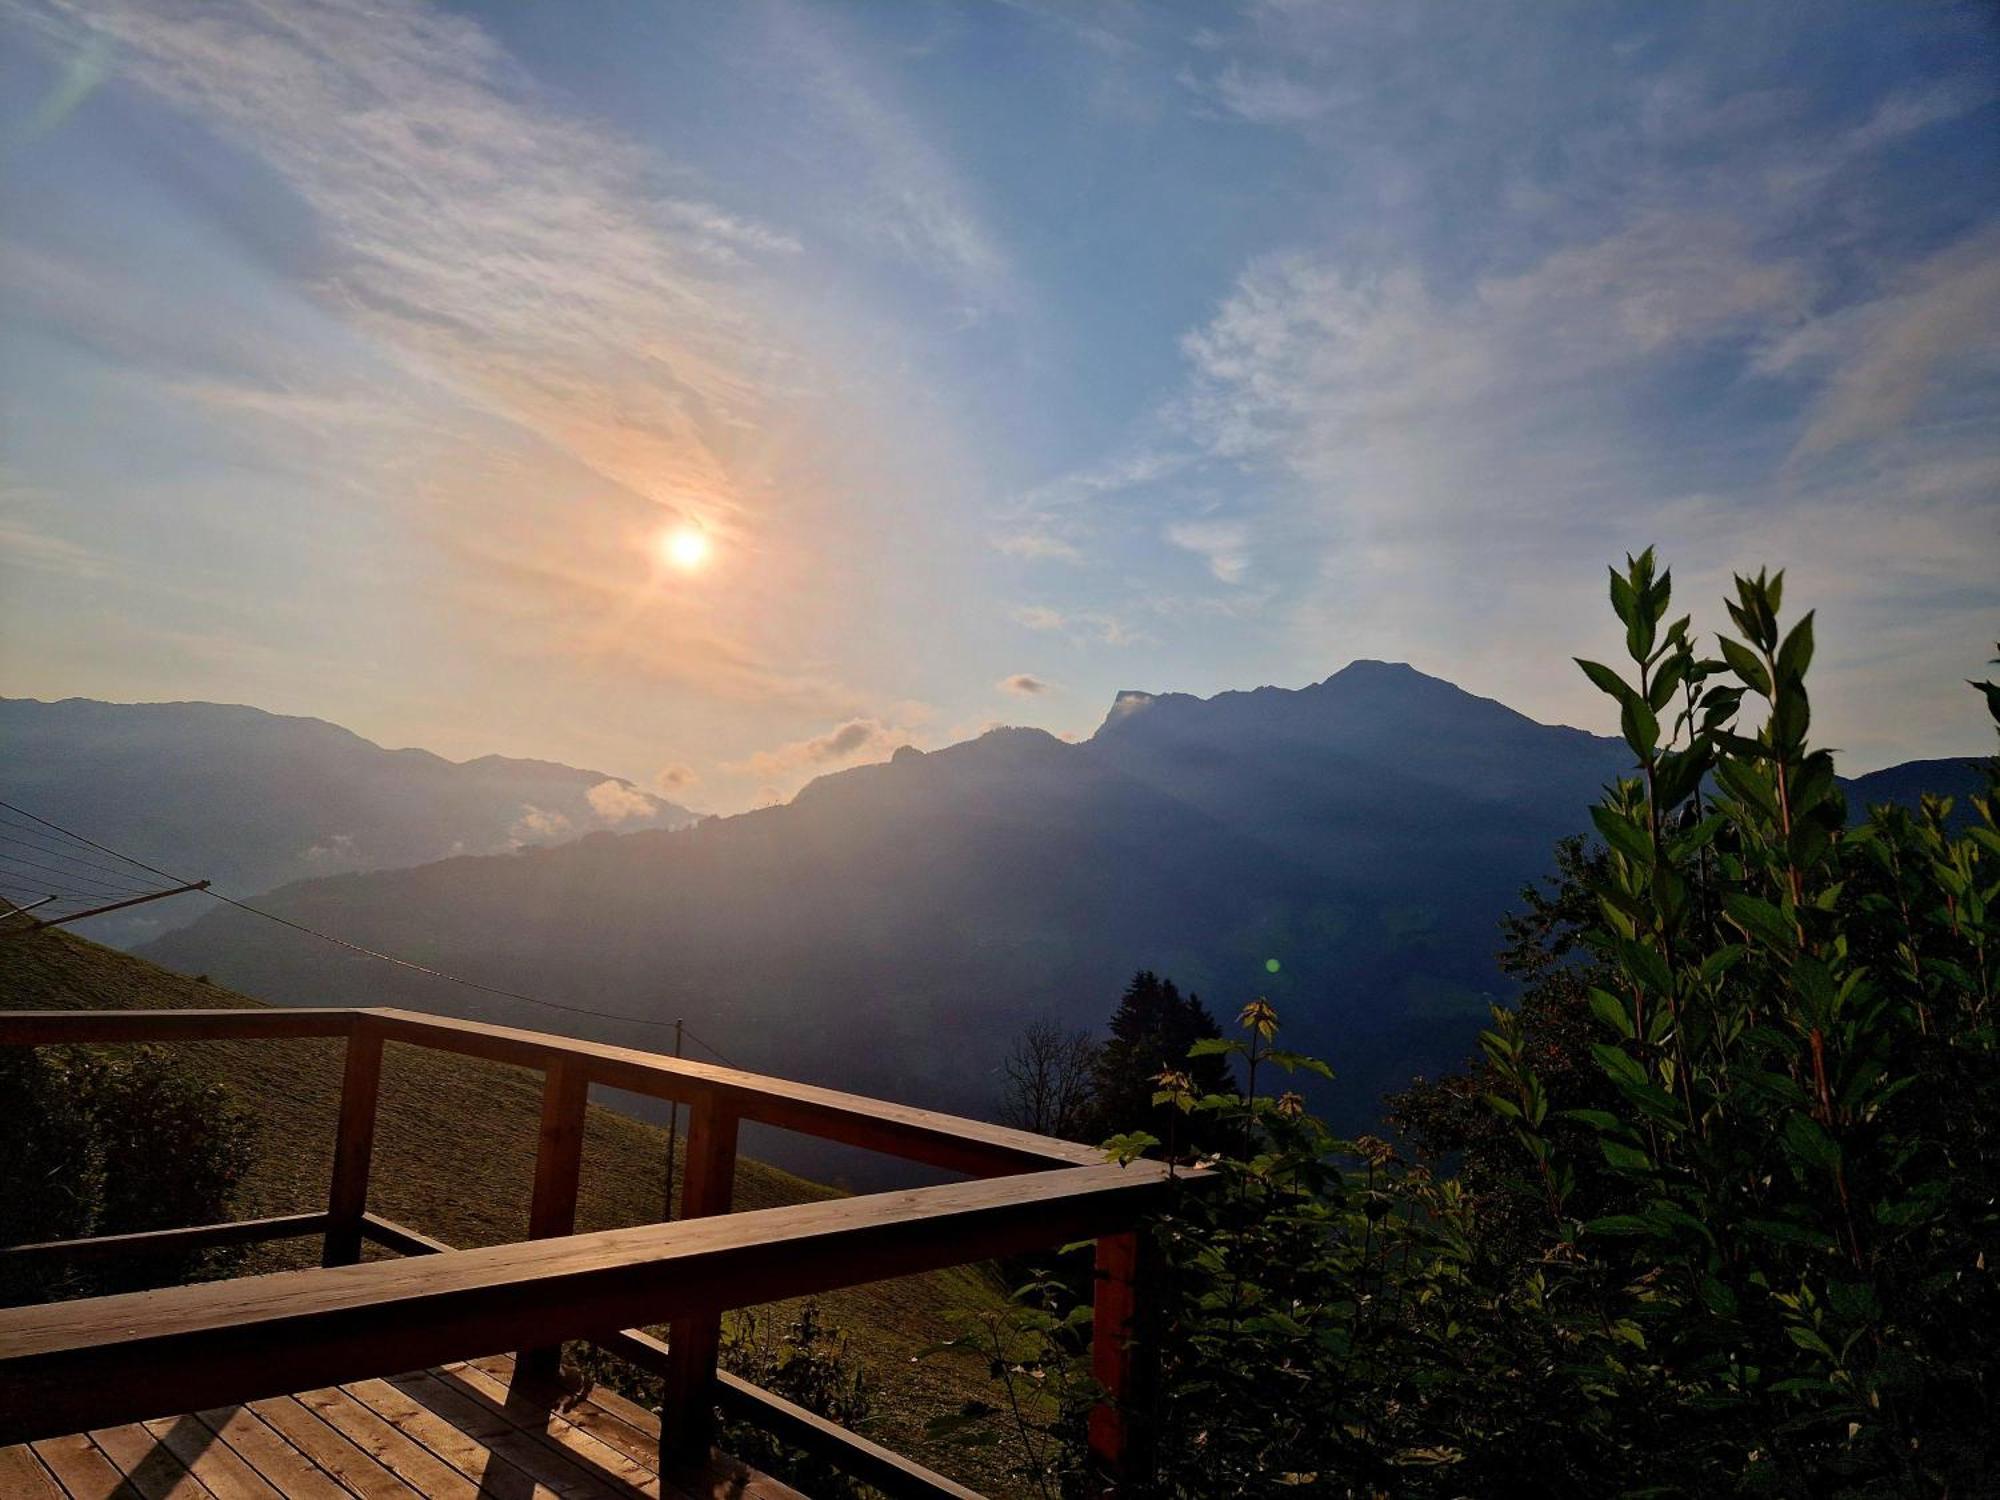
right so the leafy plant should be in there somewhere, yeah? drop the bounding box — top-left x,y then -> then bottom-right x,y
947,562 -> 2000,1497
0,1043 -> 255,1302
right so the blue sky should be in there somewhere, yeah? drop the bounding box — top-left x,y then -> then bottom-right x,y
2,0 -> 1995,810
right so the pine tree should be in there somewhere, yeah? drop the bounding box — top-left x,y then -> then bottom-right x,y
1088,970 -> 1235,1149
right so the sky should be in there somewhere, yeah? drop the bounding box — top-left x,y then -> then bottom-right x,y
1,0 -> 1996,812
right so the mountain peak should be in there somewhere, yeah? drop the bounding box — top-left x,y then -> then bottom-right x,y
1321,658 -> 1422,683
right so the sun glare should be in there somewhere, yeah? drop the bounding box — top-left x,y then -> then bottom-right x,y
659,525 -> 711,572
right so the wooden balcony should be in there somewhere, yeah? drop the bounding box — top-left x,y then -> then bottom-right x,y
0,1007 -> 1180,1498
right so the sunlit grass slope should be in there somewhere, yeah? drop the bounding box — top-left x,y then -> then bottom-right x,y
0,922 -> 1014,1489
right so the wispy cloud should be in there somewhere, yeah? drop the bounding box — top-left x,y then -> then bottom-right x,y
728,712 -> 924,781
1757,227 -> 2000,459
0,486 -> 117,580
998,672 -> 1050,696
761,1 -> 1012,308
10,0 -> 881,719
992,529 -> 1082,563
19,0 -> 792,513
1165,519 -> 1250,584
1011,604 -> 1145,647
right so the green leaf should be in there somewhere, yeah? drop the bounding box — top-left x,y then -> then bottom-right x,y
1699,944 -> 1746,982
1786,1325 -> 1835,1360
1559,1108 -> 1623,1132
1669,813 -> 1728,861
1699,1275 -> 1739,1317
1647,653 -> 1688,712
1100,1131 -> 1160,1165
1783,1114 -> 1841,1172
1747,1218 -> 1839,1251
1592,1042 -> 1647,1089
1776,610 -> 1815,682
1590,805 -> 1655,866
1576,658 -> 1637,707
1187,1037 -> 1243,1058
1264,1048 -> 1335,1079
1583,1214 -> 1656,1237
1608,568 -> 1636,625
1719,636 -> 1772,698
1587,987 -> 1635,1039
1600,1138 -> 1655,1173
1620,697 -> 1661,758
1724,892 -> 1796,950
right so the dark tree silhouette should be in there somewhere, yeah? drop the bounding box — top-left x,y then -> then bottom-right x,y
996,1017 -> 1101,1141
1089,970 -> 1235,1149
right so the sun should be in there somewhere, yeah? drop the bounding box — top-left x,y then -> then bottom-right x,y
658,525 -> 711,572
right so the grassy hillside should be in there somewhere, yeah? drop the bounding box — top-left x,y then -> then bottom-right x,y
0,922 -> 1017,1491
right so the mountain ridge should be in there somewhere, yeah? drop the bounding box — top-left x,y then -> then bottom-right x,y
56,664 -> 1989,1175
1,695 -> 700,947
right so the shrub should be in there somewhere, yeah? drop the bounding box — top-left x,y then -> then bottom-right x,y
939,557 -> 2000,1497
0,1043 -> 255,1302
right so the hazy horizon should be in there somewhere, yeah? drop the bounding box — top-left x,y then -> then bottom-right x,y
4,0 -> 1996,813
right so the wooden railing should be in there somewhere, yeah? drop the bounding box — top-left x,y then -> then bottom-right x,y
0,1007 -> 1178,1498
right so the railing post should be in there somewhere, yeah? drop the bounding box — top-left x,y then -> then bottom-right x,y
1088,1229 -> 1155,1494
520,1054 -> 589,1382
662,1093 -> 738,1461
322,1026 -> 384,1268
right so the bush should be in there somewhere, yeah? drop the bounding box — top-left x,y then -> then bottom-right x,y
938,556 -> 2000,1497
0,1043 -> 256,1302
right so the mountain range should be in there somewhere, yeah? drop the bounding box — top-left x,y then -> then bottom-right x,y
3,670 -> 1981,1174
0,697 -> 698,947
115,663 -> 1985,1167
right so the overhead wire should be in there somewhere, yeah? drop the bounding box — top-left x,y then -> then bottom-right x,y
0,796 -> 748,1060
0,815 -> 180,882
0,849 -> 162,896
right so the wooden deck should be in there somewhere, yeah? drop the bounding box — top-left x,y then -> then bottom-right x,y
0,1353 -> 803,1500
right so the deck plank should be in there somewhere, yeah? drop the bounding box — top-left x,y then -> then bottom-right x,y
28,1434 -> 131,1500
13,1368 -> 802,1500
137,1418 -> 283,1500
465,1357 -> 667,1481
340,1379 -> 564,1500
190,1409 -> 349,1500
245,1399 -> 417,1500
439,1361 -> 663,1496
87,1424 -> 217,1500
291,1387 -> 484,1500
0,1443 -> 68,1500
385,1371 -> 640,1498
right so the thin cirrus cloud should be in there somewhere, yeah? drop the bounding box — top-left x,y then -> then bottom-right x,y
16,0 -> 777,507
7,0 -> 888,718
1017,6 -> 1998,763
1165,520 -> 1251,584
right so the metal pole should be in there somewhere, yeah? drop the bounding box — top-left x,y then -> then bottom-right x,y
9,881 -> 209,932
663,1017 -> 684,1221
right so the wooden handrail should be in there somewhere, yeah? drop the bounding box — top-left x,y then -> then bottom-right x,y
0,1162 -> 1175,1447
0,1003 -> 1166,1491
0,1007 -> 356,1044
355,1008 -> 1104,1174
0,1212 -> 330,1263
0,1006 -> 1104,1174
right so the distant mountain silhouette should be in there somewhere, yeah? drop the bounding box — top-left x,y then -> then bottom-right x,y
136,666 -> 1986,1157
1842,756 -> 1988,828
1,697 -> 697,946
